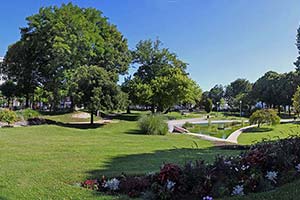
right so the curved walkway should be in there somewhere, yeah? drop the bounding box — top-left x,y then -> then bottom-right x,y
168,118 -> 295,144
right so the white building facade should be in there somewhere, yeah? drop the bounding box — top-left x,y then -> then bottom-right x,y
0,57 -> 4,85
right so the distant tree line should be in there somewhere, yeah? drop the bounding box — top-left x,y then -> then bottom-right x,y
201,70 -> 300,116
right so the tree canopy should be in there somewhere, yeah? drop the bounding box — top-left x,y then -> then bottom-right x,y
70,66 -> 127,124
2,3 -> 131,109
124,39 -> 202,113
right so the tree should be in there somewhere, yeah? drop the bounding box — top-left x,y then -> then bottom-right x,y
252,71 -> 281,108
3,3 -> 131,109
249,109 -> 280,128
70,66 -> 127,124
293,86 -> 300,116
209,84 -> 224,105
225,79 -> 252,110
2,40 -> 38,107
126,39 -> 202,113
204,98 -> 213,113
0,80 -> 16,108
295,25 -> 300,70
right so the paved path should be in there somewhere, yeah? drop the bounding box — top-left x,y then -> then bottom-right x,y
168,118 -> 296,144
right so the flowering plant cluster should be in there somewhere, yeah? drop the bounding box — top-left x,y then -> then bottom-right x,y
82,137 -> 300,199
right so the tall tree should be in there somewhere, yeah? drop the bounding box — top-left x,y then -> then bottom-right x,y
252,71 -> 281,108
70,66 -> 128,124
295,25 -> 300,70
3,40 -> 38,107
3,3 -> 131,110
0,80 -> 16,108
225,78 -> 253,110
126,39 -> 202,113
209,84 -> 224,105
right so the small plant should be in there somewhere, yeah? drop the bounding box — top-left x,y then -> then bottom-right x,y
249,109 -> 280,127
138,114 -> 168,135
18,109 -> 40,120
0,109 -> 17,125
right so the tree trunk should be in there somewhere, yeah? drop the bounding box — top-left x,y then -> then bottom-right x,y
151,105 -> 155,113
126,106 -> 131,114
288,105 -> 291,116
25,94 -> 30,108
90,110 -> 94,125
164,107 -> 171,114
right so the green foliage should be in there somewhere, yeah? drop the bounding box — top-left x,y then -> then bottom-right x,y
3,3 -> 131,108
204,98 -> 213,113
138,114 -> 168,135
249,109 -> 280,127
209,84 -> 224,104
18,109 -> 40,120
225,78 -> 253,109
292,86 -> 300,115
70,66 -> 128,124
0,80 -> 16,103
0,109 -> 17,125
125,39 -> 202,112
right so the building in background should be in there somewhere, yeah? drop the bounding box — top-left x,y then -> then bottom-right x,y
0,57 -> 4,85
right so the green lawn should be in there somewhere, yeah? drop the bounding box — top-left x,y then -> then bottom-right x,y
238,123 -> 300,145
1,114 -> 300,200
0,119 -> 239,199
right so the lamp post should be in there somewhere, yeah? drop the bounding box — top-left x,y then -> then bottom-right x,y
239,100 -> 242,117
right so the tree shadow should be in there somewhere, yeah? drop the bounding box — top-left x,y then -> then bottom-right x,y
28,118 -> 105,130
104,113 -> 142,122
55,122 -> 105,129
85,147 -> 242,179
243,127 -> 273,133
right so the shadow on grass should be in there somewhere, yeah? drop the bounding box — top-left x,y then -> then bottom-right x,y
31,118 -> 105,130
104,113 -> 142,122
85,147 -> 242,179
243,127 -> 273,133
55,122 -> 105,129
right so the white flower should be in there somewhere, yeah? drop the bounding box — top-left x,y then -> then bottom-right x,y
146,171 -> 156,176
295,164 -> 300,172
231,185 -> 244,196
224,160 -> 232,166
234,167 -> 239,172
104,178 -> 120,191
166,180 -> 176,191
203,196 -> 213,200
241,165 -> 249,171
265,171 -> 278,183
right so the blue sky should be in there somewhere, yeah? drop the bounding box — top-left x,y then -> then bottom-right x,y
0,0 -> 299,90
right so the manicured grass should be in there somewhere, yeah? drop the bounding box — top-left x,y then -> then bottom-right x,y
0,119 -> 240,199
238,123 -> 300,145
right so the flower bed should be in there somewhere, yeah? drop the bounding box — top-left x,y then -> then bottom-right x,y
82,137 -> 300,199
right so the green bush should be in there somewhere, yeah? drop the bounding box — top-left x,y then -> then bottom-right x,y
249,109 -> 280,127
18,109 -> 40,120
182,122 -> 194,129
138,114 -> 168,135
0,109 -> 17,125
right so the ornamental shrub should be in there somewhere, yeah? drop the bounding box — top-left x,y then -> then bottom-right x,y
0,109 -> 17,125
18,109 -> 40,120
138,114 -> 168,135
249,109 -> 280,127
82,137 -> 300,199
